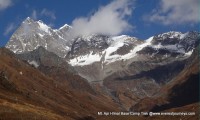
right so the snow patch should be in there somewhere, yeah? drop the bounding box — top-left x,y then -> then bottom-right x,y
69,51 -> 101,66
37,21 -> 50,33
112,35 -> 128,41
185,50 -> 193,56
19,71 -> 23,75
28,60 -> 39,68
38,33 -> 44,37
114,36 -> 153,61
59,24 -> 72,30
150,43 -> 186,54
180,32 -> 188,39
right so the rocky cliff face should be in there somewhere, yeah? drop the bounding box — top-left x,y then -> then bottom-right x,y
6,17 -> 72,58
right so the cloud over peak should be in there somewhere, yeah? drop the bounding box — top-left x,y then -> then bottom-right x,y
31,9 -> 56,21
4,23 -> 16,36
70,0 -> 134,37
0,0 -> 12,11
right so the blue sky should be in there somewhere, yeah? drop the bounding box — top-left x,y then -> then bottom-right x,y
0,0 -> 199,46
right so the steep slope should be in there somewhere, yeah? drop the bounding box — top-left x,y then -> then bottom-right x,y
0,48 -> 121,120
17,46 -> 95,93
130,45 -> 199,113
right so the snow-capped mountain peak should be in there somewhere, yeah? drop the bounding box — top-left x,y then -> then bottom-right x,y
22,17 -> 34,24
59,24 -> 72,30
157,31 -> 182,39
6,17 -> 73,58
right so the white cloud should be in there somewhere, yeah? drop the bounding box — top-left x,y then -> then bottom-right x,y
145,0 -> 199,25
0,0 -> 12,11
41,9 -> 56,20
4,23 -> 16,36
70,0 -> 134,37
31,10 -> 37,20
31,9 -> 56,20
48,23 -> 55,28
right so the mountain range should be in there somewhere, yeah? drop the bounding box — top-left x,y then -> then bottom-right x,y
1,17 -> 199,120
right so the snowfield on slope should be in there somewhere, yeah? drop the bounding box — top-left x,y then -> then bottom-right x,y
69,36 -> 153,66
68,31 -> 197,66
